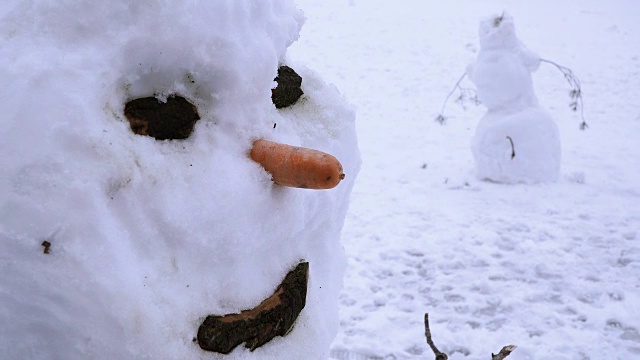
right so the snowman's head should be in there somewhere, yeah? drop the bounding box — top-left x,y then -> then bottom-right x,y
478,12 -> 520,51
467,12 -> 542,111
0,1 -> 360,358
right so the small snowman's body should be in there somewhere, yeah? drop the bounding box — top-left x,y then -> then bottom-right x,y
467,14 -> 560,183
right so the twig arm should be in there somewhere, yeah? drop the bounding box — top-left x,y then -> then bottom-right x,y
435,72 -> 469,124
540,58 -> 588,130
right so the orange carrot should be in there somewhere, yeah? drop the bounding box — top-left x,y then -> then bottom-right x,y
250,139 -> 345,189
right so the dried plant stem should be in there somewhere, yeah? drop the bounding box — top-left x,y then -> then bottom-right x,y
424,313 -> 448,360
435,72 -> 478,124
440,73 -> 466,114
424,313 -> 516,360
492,345 -> 518,360
506,136 -> 516,159
540,58 -> 588,130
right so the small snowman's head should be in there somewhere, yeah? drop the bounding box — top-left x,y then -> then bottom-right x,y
478,12 -> 520,51
467,12 -> 541,111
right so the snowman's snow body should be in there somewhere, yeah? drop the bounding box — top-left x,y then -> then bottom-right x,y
467,14 -> 561,183
0,1 -> 360,359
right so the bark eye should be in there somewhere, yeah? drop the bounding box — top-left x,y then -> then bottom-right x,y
124,95 -> 200,140
271,65 -> 303,109
124,65 -> 301,140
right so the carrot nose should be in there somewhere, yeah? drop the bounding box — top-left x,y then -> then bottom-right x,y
250,139 -> 345,189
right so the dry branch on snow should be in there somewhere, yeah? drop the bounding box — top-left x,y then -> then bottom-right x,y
424,313 -> 517,360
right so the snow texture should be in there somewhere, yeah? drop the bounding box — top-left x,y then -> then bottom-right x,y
0,1 -> 360,359
467,13 -> 561,183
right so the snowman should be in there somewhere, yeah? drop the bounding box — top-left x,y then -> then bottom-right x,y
0,1 -> 360,359
466,13 -> 561,183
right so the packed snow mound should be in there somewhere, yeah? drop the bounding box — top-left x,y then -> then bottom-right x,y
471,107 -> 561,183
0,1 -> 361,359
467,13 -> 560,183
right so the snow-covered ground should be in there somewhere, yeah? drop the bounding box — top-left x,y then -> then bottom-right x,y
289,1 -> 640,359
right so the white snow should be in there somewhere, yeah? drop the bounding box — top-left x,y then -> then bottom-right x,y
0,1 -> 360,359
2,0 -> 640,360
289,0 -> 640,359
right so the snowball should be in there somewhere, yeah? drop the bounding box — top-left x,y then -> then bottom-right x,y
471,107 -> 561,183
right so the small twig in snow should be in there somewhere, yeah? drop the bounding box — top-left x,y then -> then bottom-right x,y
540,58 -> 588,130
424,313 -> 448,360
492,345 -> 517,360
506,136 -> 516,159
424,313 -> 516,360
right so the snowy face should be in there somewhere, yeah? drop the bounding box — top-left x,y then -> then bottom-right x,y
478,13 -> 520,51
467,12 -> 541,111
0,1 -> 360,358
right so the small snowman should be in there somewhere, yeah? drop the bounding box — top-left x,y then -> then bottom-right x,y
0,0 -> 360,359
466,13 -> 561,183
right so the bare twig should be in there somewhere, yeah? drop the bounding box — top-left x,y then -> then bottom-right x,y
435,73 -> 478,124
424,313 -> 516,360
540,58 -> 588,130
424,313 -> 448,360
492,345 -> 517,360
506,136 -> 516,159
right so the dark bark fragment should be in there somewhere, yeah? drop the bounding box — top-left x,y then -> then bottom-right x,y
272,66 -> 303,109
124,95 -> 200,140
197,262 -> 309,354
41,240 -> 51,254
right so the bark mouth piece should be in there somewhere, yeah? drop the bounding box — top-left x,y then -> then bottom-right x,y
196,262 -> 309,354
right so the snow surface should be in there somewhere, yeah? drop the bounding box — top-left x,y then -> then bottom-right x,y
0,1 -> 360,359
289,0 -> 640,359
